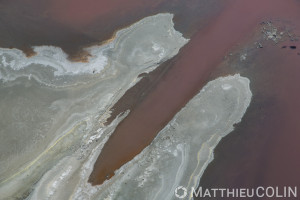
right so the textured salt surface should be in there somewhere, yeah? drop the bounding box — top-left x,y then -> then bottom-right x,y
27,74 -> 251,200
0,13 -> 188,199
0,12 -> 253,200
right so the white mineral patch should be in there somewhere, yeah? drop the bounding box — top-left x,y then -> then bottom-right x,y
0,13 -> 188,199
221,83 -> 232,90
240,53 -> 247,61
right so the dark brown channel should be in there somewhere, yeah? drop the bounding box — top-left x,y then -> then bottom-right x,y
88,0 -> 285,185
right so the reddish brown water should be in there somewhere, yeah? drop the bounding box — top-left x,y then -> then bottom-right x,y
1,0 -> 299,195
48,0 -> 165,28
0,0 -> 219,59
0,0 -> 165,59
89,0 -> 298,185
198,39 -> 300,198
197,1 -> 300,199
